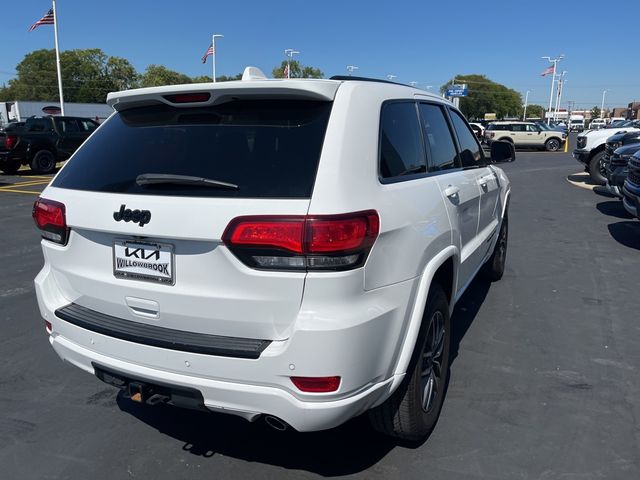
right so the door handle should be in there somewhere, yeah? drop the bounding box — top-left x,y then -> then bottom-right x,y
443,185 -> 460,198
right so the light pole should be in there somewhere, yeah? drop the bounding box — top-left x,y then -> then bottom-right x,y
346,65 -> 359,76
284,49 -> 300,79
553,71 -> 567,121
523,90 -> 530,120
556,75 -> 567,122
542,54 -> 564,124
601,90 -> 608,118
387,74 -> 397,81
211,34 -> 223,82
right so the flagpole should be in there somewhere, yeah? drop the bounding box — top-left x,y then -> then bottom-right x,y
211,34 -> 223,83
52,0 -> 65,115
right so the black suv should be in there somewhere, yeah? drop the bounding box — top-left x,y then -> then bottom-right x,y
622,151 -> 640,220
602,131 -> 640,197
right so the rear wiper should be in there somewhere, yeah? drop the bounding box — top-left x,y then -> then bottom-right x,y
135,173 -> 239,190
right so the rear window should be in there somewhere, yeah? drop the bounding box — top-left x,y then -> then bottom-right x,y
52,100 -> 332,198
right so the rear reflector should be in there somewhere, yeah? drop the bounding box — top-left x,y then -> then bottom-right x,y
163,92 -> 211,104
45,320 -> 52,333
32,198 -> 69,245
291,376 -> 341,393
222,211 -> 379,271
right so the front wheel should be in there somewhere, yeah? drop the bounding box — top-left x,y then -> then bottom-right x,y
588,152 -> 606,186
545,138 -> 560,152
30,150 -> 56,174
369,284 -> 451,441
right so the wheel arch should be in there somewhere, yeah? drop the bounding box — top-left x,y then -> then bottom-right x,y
27,142 -> 57,161
383,246 -> 459,397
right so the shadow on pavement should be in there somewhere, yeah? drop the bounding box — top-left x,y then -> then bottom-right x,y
117,392 -> 396,476
596,201 -> 634,219
567,173 -> 597,185
607,221 -> 640,250
116,277 -> 492,475
449,276 -> 491,364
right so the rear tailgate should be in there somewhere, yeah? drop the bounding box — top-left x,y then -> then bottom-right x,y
40,94 -> 335,341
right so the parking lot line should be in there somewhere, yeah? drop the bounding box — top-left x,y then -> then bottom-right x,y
0,188 -> 42,195
1,180 -> 51,188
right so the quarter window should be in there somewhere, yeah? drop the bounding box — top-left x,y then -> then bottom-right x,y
379,102 -> 427,180
449,109 -> 484,167
418,103 -> 459,172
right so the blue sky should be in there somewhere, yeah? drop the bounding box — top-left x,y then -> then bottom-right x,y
2,0 -> 639,109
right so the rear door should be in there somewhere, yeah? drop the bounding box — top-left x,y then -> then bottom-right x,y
418,102 -> 482,289
448,108 -> 501,262
44,99 -> 333,341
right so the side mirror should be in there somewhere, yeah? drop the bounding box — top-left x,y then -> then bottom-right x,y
490,140 -> 516,163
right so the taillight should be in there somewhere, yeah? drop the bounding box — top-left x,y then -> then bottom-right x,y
32,198 -> 69,245
222,210 -> 379,271
490,132 -> 495,138
5,135 -> 17,149
45,320 -> 52,333
291,376 -> 341,393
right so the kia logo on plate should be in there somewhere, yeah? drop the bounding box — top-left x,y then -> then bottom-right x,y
113,204 -> 151,227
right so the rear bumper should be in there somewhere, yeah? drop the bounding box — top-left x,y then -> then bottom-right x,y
35,262 -> 415,432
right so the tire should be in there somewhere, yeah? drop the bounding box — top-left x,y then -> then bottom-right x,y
482,213 -> 508,281
1,160 -> 21,175
369,284 -> 451,442
588,151 -> 606,186
545,138 -> 560,152
30,150 -> 56,174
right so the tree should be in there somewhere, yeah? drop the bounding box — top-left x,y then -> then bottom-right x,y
272,60 -> 323,79
523,104 -> 544,119
139,65 -> 192,88
0,48 -> 138,103
440,74 -> 522,119
590,106 -> 601,119
191,73 -> 243,83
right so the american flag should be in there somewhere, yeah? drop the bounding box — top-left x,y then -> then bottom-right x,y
29,8 -> 55,32
201,43 -> 214,64
540,65 -> 555,77
283,64 -> 289,78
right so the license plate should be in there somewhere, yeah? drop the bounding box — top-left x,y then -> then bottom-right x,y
113,240 -> 174,285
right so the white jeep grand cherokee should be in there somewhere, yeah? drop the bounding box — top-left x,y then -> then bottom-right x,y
33,68 -> 512,441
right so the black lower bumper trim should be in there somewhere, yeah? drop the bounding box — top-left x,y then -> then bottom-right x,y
55,303 -> 271,359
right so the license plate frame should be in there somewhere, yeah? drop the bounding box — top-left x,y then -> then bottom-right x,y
113,239 -> 175,285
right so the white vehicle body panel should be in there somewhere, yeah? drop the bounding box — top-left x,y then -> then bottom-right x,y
34,75 -> 510,432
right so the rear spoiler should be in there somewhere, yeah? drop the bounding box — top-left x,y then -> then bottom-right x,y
107,67 -> 340,112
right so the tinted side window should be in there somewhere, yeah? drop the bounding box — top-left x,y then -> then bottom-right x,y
525,124 -> 538,132
79,119 -> 98,132
418,103 -> 459,172
449,109 -> 484,167
379,102 -> 426,180
511,124 -> 525,132
27,118 -> 48,132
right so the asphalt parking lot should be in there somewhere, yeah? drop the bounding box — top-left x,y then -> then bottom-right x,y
1,148 -> 639,480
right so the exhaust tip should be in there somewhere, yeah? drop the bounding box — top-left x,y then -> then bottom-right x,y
264,415 -> 289,431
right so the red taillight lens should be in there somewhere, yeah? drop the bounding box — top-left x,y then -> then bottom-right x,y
45,320 -> 52,333
291,376 -> 341,393
222,211 -> 379,271
163,92 -> 211,103
5,135 -> 17,149
225,217 -> 305,253
306,213 -> 379,253
32,198 -> 69,245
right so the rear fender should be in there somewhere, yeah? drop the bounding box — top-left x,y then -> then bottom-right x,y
384,246 -> 459,396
